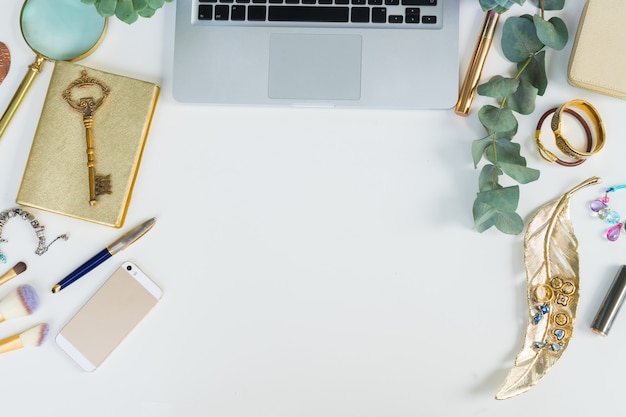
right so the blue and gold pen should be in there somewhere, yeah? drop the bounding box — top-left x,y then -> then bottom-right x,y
51,218 -> 156,293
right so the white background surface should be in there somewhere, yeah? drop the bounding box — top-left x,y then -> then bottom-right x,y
0,0 -> 625,415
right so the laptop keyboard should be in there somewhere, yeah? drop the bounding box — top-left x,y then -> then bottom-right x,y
196,0 -> 442,27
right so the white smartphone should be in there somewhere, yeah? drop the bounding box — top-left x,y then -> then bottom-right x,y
56,261 -> 162,372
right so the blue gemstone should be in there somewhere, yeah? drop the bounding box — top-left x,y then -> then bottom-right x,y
554,329 -> 565,340
539,303 -> 550,314
533,313 -> 543,325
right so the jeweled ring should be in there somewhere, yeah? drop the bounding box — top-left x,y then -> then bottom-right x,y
535,107 -> 593,167
551,99 -> 605,159
533,284 -> 554,303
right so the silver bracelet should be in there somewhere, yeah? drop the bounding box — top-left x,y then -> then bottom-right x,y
0,208 -> 68,263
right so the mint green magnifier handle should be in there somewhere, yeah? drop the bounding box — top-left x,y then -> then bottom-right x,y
0,0 -> 106,140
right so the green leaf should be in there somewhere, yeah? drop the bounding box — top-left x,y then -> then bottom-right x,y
501,16 -> 544,62
533,15 -> 568,50
148,0 -> 165,8
472,136 -> 493,168
115,0 -> 138,23
477,76 -> 520,99
95,0 -> 117,16
82,0 -> 98,5
494,210 -> 525,234
132,0 -> 149,11
504,78 -> 538,115
478,105 -> 518,134
478,164 -> 503,192
499,162 -> 540,184
485,138 -> 526,166
473,186 -> 525,234
138,6 -> 157,17
518,50 -> 547,95
529,0 -> 565,10
476,186 -> 520,213
473,200 -> 497,232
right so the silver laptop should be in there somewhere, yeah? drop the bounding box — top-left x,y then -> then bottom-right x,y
172,0 -> 459,109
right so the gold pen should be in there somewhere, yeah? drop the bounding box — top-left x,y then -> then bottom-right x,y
455,10 -> 500,117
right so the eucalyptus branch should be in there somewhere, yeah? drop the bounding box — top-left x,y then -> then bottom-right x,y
81,0 -> 173,24
471,0 -> 567,235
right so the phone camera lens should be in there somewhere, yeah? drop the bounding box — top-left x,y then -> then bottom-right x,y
126,265 -> 132,271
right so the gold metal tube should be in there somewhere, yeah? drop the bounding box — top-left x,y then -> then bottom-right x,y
0,54 -> 46,138
0,334 -> 23,354
455,10 -> 499,117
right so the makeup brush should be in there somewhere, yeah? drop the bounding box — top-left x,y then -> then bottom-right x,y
0,323 -> 49,355
0,261 -> 27,287
0,284 -> 40,322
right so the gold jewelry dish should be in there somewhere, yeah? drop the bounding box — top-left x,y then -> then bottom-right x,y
496,176 -> 601,400
550,99 -> 605,160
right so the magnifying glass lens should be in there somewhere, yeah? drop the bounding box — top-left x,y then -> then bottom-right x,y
21,0 -> 106,61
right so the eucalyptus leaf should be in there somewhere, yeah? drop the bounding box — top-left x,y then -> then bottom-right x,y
485,138 -> 526,166
501,16 -> 544,62
478,105 -> 518,134
533,15 -> 568,50
472,136 -> 493,168
518,50 -> 547,95
499,161 -> 540,184
476,186 -> 520,213
494,210 -> 525,234
473,200 -> 498,232
504,78 -> 538,115
529,0 -> 565,10
477,76 -> 520,99
478,164 -> 503,192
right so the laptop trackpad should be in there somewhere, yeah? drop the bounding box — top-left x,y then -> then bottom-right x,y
268,34 -> 362,101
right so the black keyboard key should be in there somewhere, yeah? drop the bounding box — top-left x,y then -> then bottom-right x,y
369,0 -> 383,4
199,4 -> 213,19
269,6 -> 349,22
248,5 -> 267,19
405,7 -> 419,23
388,14 -> 402,23
215,4 -> 229,18
402,0 -> 435,4
268,0 -> 283,3
372,7 -> 386,22
303,0 -> 316,4
351,7 -> 369,22
352,0 -> 366,4
231,5 -> 246,19
335,0 -> 349,4
422,15 -> 436,23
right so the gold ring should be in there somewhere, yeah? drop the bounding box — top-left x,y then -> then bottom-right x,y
550,99 -> 605,159
533,284 -> 554,303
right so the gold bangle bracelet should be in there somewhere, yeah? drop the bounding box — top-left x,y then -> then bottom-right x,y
535,107 -> 593,167
550,99 -> 605,159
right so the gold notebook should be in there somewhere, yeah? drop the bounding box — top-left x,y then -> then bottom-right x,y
17,61 -> 160,227
568,0 -> 626,99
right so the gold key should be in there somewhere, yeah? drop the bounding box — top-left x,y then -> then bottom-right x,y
62,71 -> 111,206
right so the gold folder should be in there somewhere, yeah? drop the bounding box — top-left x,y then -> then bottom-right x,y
16,61 -> 160,228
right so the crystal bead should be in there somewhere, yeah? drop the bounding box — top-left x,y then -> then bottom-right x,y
606,210 -> 621,224
590,199 -> 607,212
607,223 -> 623,241
598,208 -> 612,220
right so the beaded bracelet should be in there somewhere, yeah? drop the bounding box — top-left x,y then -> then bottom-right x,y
590,185 -> 626,241
0,207 -> 68,263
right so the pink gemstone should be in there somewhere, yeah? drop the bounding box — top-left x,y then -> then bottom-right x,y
601,195 -> 610,204
607,223 -> 623,241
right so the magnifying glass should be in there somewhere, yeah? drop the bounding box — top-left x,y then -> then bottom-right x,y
0,0 -> 106,139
